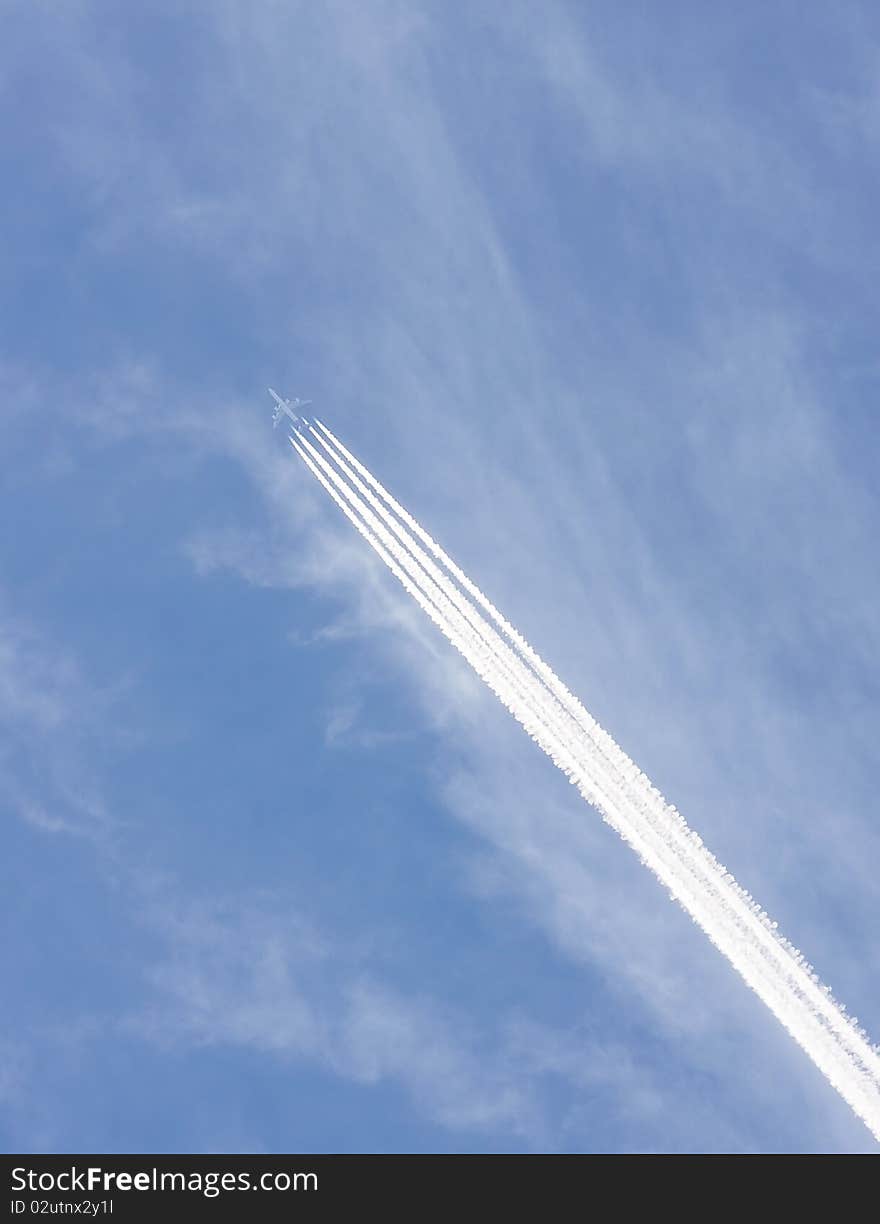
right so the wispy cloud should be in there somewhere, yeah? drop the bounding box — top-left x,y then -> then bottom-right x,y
0,604 -> 118,843
128,888 -> 771,1150
133,894 -> 537,1140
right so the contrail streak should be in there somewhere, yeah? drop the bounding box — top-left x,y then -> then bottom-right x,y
290,422 -> 880,1143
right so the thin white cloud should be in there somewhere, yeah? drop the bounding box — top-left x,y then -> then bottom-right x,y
0,605 -> 118,844
129,889 -> 768,1149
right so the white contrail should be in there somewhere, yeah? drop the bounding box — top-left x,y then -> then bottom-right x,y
293,429 -> 603,774
309,419 -> 880,1111
290,435 -> 632,824
290,423 -> 880,1142
305,426 -> 623,772
322,430 -> 880,1133
297,426 -> 880,1136
301,429 -> 769,969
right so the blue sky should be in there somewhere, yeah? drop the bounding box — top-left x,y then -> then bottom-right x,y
2,1 -> 879,1153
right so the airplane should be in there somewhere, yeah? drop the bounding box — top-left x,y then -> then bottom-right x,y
268,387 -> 312,433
